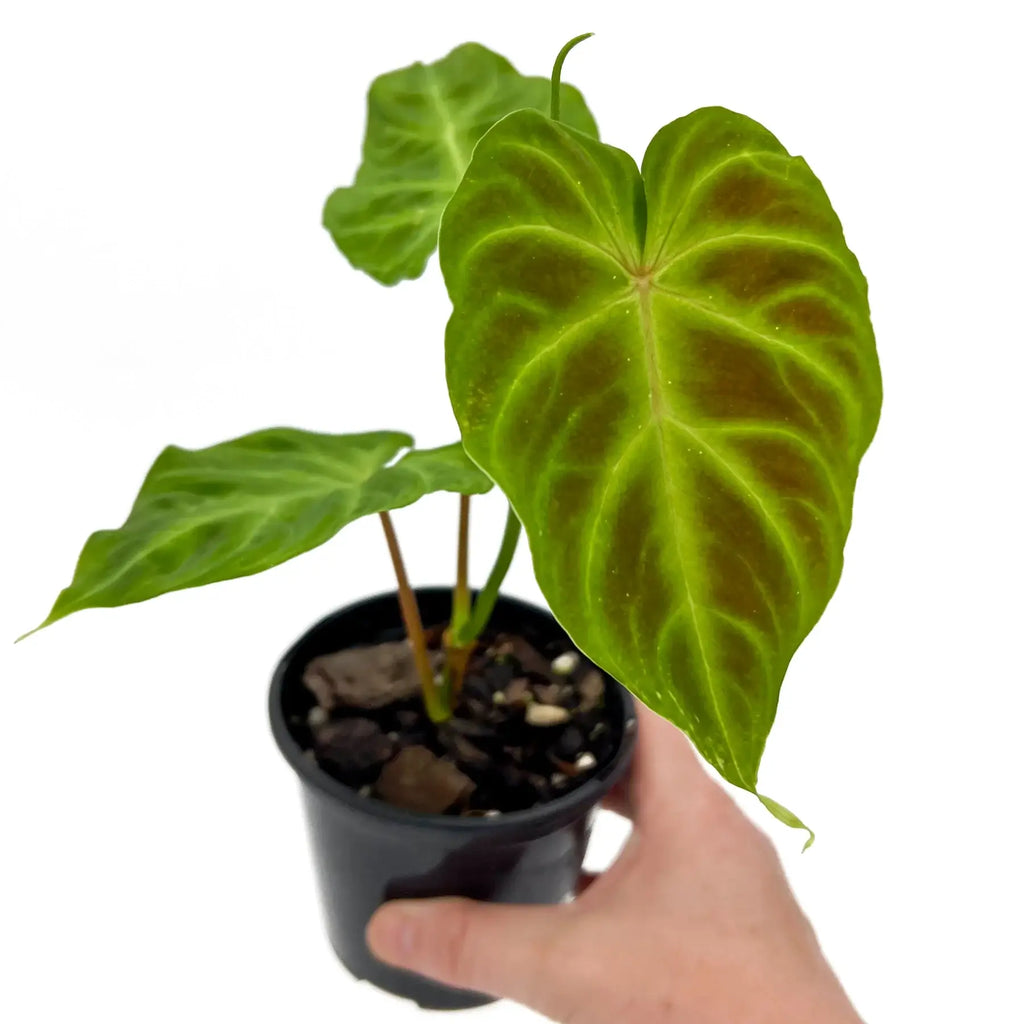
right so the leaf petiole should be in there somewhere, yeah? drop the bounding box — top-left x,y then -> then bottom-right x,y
454,502 -> 522,647
378,511 -> 450,723
549,32 -> 593,122
444,494 -> 474,701
452,494 -> 472,632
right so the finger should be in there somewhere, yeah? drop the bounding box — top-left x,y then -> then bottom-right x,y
600,777 -> 634,820
366,897 -> 562,1004
627,699 -> 717,827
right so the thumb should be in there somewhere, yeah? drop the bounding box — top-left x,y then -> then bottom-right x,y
366,897 -> 562,1003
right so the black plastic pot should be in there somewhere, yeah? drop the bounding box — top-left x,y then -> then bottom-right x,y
268,588 -> 637,1011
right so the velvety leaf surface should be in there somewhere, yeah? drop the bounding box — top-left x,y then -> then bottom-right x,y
441,107 -> 881,816
323,42 -> 598,285
29,431 -> 491,633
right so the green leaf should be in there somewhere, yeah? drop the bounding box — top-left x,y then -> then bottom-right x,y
441,106 -> 881,829
323,42 -> 598,285
25,431 -> 491,635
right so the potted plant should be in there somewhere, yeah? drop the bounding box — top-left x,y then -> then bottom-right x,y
19,34 -> 881,1012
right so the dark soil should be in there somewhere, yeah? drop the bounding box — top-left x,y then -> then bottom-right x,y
290,626 -> 620,816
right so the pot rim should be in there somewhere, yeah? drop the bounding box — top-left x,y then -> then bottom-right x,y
268,587 -> 637,834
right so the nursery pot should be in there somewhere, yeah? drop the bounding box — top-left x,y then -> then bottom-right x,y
268,588 -> 637,1011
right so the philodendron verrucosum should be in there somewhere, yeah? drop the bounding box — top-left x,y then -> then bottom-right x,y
25,37 -> 880,845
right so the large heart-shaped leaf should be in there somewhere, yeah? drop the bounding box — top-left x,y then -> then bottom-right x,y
26,431 -> 491,635
323,42 -> 598,285
441,107 -> 881,829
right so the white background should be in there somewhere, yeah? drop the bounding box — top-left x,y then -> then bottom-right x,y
2,1 -> 1021,1021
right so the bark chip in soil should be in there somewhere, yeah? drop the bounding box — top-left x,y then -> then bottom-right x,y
374,746 -> 476,814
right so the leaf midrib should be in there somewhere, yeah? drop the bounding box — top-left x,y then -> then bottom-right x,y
424,64 -> 471,178
635,278 -> 814,625
634,277 -> 751,786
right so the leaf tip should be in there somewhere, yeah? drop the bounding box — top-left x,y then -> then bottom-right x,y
758,793 -> 815,851
14,620 -> 47,644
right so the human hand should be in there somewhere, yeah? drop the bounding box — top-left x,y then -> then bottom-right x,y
367,703 -> 862,1023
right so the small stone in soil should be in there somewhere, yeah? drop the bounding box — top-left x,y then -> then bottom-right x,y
446,716 -> 494,740
527,773 -> 552,798
533,681 -> 570,706
385,709 -> 430,749
575,751 -> 597,772
307,705 -> 329,727
500,763 -> 529,788
578,670 -> 605,712
395,710 -> 422,731
460,674 -> 492,704
507,636 -> 552,677
480,660 -> 519,693
439,726 -> 491,769
503,677 -> 532,706
551,650 -> 580,675
553,726 -> 585,761
314,717 -> 395,781
374,746 -> 476,815
463,696 -> 499,724
526,703 -> 571,727
488,639 -> 514,660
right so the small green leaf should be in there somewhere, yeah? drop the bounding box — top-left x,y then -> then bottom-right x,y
24,431 -> 491,636
323,42 -> 598,285
441,107 -> 881,829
